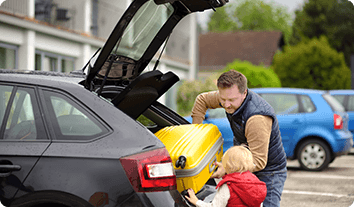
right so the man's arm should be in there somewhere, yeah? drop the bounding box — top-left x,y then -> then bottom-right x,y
245,115 -> 272,172
191,91 -> 221,124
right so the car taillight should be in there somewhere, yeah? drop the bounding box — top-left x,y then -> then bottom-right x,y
120,148 -> 176,192
334,114 -> 343,130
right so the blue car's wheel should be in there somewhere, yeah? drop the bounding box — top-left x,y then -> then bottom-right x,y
297,139 -> 331,171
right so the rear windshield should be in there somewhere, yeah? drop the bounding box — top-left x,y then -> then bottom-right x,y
114,1 -> 174,61
322,94 -> 345,112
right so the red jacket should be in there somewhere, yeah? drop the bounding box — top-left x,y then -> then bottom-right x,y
216,171 -> 267,207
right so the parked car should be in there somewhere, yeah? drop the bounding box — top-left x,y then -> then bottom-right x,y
329,90 -> 354,146
0,0 -> 228,206
186,88 -> 353,171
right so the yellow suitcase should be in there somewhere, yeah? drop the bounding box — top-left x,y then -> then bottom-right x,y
155,124 -> 223,193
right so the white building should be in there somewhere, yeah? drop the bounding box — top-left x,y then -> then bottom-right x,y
0,0 -> 198,110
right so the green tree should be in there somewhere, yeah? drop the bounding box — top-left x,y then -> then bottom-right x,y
208,0 -> 292,44
223,60 -> 281,88
272,36 -> 351,90
290,0 -> 354,67
208,6 -> 237,32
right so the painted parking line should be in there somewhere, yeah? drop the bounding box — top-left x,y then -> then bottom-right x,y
289,174 -> 354,180
283,190 -> 352,198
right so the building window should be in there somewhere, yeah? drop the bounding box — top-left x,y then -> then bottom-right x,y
0,42 -> 18,69
35,50 -> 75,72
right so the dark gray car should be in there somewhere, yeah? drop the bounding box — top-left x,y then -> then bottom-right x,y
0,0 -> 228,206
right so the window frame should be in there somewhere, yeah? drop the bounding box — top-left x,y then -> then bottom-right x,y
35,50 -> 75,72
345,95 -> 354,112
299,94 -> 317,113
38,87 -> 111,142
0,84 -> 49,141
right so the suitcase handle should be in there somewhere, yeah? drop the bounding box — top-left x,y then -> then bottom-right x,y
209,156 -> 217,173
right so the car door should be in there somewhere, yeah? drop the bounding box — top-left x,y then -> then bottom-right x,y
0,85 -> 49,206
259,93 -> 306,157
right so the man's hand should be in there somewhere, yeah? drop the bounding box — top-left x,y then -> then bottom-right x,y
184,189 -> 199,205
210,162 -> 226,179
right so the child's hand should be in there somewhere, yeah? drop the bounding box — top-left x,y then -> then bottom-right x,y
184,188 -> 199,205
210,161 -> 226,179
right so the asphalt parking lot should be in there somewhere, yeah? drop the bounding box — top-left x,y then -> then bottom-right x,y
281,150 -> 354,207
2,151 -> 354,207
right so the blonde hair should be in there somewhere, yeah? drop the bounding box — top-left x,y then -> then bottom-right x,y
222,146 -> 254,174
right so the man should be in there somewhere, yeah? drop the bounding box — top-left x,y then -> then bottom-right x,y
191,70 -> 287,207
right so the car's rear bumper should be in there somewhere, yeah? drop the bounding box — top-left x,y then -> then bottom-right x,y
120,183 -> 218,207
333,130 -> 353,156
118,190 -> 189,207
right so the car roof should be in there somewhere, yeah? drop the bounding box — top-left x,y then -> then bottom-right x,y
250,87 -> 326,95
0,69 -> 85,88
328,89 -> 354,95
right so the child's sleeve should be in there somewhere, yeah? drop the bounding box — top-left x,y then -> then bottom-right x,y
195,184 -> 230,207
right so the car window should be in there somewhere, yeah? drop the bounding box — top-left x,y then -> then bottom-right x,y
347,96 -> 354,111
331,95 -> 346,106
300,95 -> 316,113
0,85 -> 12,128
1,86 -> 46,141
322,94 -> 345,112
137,114 -> 156,127
260,93 -> 299,115
42,90 -> 109,141
208,108 -> 226,119
116,1 -> 174,61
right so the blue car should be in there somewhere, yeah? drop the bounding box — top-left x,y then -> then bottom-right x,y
186,88 -> 353,171
329,90 -> 354,145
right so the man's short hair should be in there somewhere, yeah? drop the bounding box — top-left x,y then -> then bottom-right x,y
217,70 -> 247,93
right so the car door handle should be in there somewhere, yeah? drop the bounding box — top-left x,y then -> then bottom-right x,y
0,164 -> 21,172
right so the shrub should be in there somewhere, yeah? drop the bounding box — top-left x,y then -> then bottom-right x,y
177,75 -> 218,116
272,36 -> 351,89
223,60 -> 282,88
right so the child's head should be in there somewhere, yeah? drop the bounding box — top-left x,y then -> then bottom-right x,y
222,146 -> 254,174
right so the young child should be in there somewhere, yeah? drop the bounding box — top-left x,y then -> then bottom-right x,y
185,146 -> 267,207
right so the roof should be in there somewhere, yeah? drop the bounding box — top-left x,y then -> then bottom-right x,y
198,31 -> 285,71
250,87 -> 326,95
329,90 -> 354,95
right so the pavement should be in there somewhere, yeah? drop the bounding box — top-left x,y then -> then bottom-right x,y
1,147 -> 354,207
